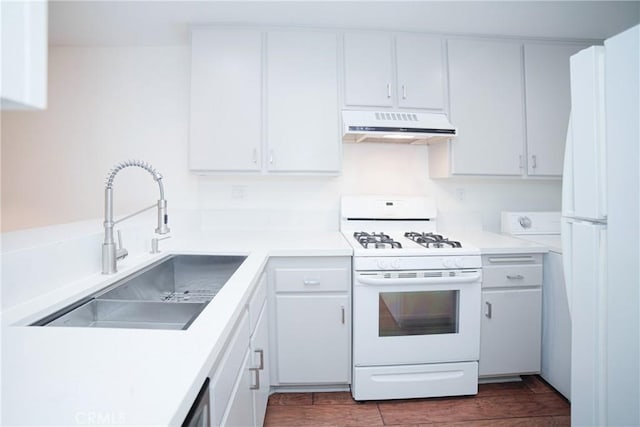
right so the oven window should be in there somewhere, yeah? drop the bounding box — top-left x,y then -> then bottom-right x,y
379,291 -> 459,336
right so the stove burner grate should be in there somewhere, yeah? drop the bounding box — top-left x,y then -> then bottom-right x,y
353,232 -> 402,249
404,231 -> 462,249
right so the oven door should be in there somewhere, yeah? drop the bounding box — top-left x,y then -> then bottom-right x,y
353,269 -> 481,366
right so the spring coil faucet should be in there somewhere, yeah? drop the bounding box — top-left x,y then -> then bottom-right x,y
102,160 -> 170,274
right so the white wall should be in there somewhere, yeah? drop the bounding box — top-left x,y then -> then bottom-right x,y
1,46 -> 199,231
1,45 -> 562,234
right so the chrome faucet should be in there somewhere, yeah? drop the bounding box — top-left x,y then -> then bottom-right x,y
102,160 -> 170,274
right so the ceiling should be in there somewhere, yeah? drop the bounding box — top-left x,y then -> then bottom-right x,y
49,1 -> 640,46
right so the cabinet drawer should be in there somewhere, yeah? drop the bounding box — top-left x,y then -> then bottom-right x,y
483,265 -> 542,288
274,267 -> 350,293
482,254 -> 542,288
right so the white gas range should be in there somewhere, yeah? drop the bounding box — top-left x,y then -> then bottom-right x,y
340,195 -> 482,401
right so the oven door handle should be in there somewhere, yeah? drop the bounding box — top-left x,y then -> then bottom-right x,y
355,273 -> 481,286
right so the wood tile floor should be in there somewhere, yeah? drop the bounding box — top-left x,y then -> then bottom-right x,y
264,376 -> 570,426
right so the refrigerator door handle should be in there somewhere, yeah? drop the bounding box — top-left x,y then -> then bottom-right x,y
561,218 -> 573,319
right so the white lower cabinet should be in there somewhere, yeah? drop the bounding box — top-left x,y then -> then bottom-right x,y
220,348 -> 254,427
479,254 -> 543,377
480,288 -> 543,376
209,272 -> 269,427
276,294 -> 350,383
268,257 -> 351,386
250,300 -> 270,427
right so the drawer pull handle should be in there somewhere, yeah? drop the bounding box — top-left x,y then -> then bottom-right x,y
341,306 -> 345,324
249,367 -> 260,390
485,301 -> 492,319
255,349 -> 264,370
303,279 -> 320,286
506,274 -> 524,280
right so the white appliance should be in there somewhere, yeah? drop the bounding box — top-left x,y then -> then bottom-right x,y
340,195 -> 482,401
501,211 -> 570,400
342,110 -> 456,144
562,25 -> 639,426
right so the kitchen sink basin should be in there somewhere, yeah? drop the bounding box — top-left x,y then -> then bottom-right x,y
32,254 -> 247,330
46,299 -> 207,330
98,254 -> 247,303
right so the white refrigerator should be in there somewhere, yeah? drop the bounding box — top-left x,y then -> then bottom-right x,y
562,25 -> 639,426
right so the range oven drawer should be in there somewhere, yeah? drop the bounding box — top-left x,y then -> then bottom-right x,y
352,362 -> 478,401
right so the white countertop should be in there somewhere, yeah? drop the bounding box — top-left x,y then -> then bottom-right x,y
509,234 -> 562,253
1,231 -> 352,426
446,230 -> 550,255
1,228 -> 546,425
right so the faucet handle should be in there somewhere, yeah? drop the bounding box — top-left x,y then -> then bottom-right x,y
115,229 -> 128,260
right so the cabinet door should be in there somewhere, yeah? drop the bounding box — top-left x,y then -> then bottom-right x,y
525,43 -> 585,176
448,39 -> 525,175
251,302 -> 270,427
276,294 -> 350,384
220,348 -> 254,427
189,29 -> 262,172
396,34 -> 445,110
344,33 -> 394,107
480,288 -> 542,376
266,30 -> 340,172
1,0 -> 47,110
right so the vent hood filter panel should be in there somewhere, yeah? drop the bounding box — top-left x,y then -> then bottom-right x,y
342,110 -> 456,144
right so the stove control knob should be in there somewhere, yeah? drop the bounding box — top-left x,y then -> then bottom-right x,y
455,257 -> 465,268
377,259 -> 389,269
391,258 -> 401,269
443,258 -> 454,268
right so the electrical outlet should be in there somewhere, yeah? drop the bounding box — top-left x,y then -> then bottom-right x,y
455,188 -> 466,202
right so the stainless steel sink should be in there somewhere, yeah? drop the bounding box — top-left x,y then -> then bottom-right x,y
98,254 -> 247,303
32,254 -> 247,330
46,299 -> 206,330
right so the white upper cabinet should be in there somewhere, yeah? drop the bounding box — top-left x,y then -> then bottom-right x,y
344,33 -> 394,107
189,29 -> 262,172
524,43 -> 586,176
1,0 -> 47,110
395,34 -> 445,110
266,30 -> 341,173
430,38 -> 585,178
445,38 -> 525,176
189,28 -> 340,174
344,32 -> 445,111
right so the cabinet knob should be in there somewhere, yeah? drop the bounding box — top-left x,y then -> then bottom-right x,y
531,155 -> 538,169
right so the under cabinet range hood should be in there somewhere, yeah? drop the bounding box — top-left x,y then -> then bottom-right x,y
342,110 -> 457,144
